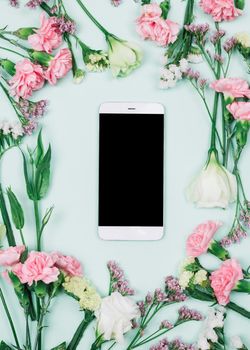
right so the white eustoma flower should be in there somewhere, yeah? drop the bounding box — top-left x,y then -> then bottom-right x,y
230,336 -> 244,349
188,53 -> 203,64
106,35 -> 143,78
197,336 -> 210,350
186,151 -> 237,208
95,292 -> 139,344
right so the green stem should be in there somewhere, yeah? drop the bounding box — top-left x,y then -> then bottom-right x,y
34,297 -> 52,350
25,309 -> 32,350
19,228 -> 26,245
33,200 -> 41,251
0,33 -> 29,52
67,311 -> 95,350
0,288 -> 20,348
0,80 -> 25,123
75,0 -> 110,36
0,45 -> 29,58
227,301 -> 250,319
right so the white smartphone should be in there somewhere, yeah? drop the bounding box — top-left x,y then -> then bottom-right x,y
98,102 -> 165,240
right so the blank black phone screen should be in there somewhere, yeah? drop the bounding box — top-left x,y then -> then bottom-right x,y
99,113 -> 164,227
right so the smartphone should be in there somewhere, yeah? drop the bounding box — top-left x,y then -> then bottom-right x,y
98,102 -> 164,240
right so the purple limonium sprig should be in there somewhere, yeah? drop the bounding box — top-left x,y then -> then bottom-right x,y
177,306 -> 203,322
17,99 -> 48,120
240,201 -> 250,228
160,320 -> 174,330
150,338 -> 196,350
184,23 -> 209,43
220,225 -> 247,247
26,0 -> 47,8
111,0 -> 122,6
107,260 -> 135,296
214,54 -> 224,63
54,17 -> 76,35
9,0 -> 19,6
184,68 -> 200,81
223,37 -> 237,53
165,275 -> 187,302
210,30 -> 226,45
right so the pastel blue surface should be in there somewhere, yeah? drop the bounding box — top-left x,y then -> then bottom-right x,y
0,0 -> 249,348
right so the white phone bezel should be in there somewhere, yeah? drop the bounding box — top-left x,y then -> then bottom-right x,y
98,102 -> 165,241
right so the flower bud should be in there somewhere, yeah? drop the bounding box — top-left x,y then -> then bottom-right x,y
73,68 -> 85,84
0,59 -> 16,76
236,121 -> 250,148
13,27 -> 35,40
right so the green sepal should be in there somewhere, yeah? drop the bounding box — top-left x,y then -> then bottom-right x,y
34,281 -> 48,298
13,27 -> 35,40
6,187 -> 24,230
48,272 -> 64,298
208,240 -> 230,261
51,344 -> 67,350
29,50 -> 52,66
235,121 -> 250,148
0,59 -> 15,76
160,0 -> 171,19
234,0 -> 245,10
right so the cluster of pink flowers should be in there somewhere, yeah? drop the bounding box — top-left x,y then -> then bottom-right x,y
9,12 -> 72,99
220,226 -> 247,247
223,37 -> 237,52
160,320 -> 174,330
136,3 -> 179,46
210,258 -> 243,305
165,275 -> 187,302
107,260 -> 134,295
199,0 -> 242,22
186,221 -> 222,258
210,29 -> 225,44
150,338 -> 196,350
178,306 -> 203,321
9,49 -> 72,98
0,246 -> 82,286
210,78 -> 250,98
240,203 -> 250,228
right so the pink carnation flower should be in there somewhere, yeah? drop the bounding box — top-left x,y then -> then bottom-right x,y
199,0 -> 242,22
51,252 -> 83,276
12,251 -> 59,286
227,102 -> 250,121
186,221 -> 222,257
210,78 -> 250,98
136,3 -> 179,46
9,59 -> 45,99
44,48 -> 72,85
28,12 -> 62,53
210,258 -> 243,305
0,245 -> 25,267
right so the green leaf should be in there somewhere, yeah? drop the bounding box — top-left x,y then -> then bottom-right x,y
0,341 -> 13,349
22,152 -> 35,200
51,342 -> 67,350
6,188 -> 24,230
8,272 -> 30,309
0,184 -> 16,246
160,0 -> 171,19
141,0 -> 151,4
35,129 -> 44,166
35,145 -> 51,200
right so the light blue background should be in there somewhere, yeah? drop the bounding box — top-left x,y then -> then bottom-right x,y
0,0 -> 249,348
